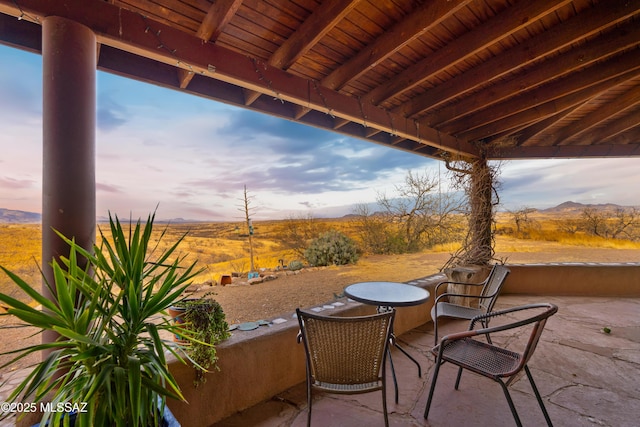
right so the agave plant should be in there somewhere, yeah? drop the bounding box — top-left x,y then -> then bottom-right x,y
0,212 -> 200,427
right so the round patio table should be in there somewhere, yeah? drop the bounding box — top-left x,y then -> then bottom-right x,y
344,281 -> 430,403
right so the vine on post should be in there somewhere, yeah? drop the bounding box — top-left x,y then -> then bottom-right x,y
440,142 -> 503,270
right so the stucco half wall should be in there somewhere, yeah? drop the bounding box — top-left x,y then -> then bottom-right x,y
503,263 -> 640,297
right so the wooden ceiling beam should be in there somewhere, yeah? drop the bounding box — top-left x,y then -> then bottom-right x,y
397,0 -> 638,118
177,67 -> 194,89
554,84 -> 640,146
365,128 -> 382,138
98,44 -> 184,90
365,0 -> 572,106
293,105 -> 312,120
321,0 -> 471,91
576,110 -> 640,146
458,68 -> 640,142
332,118 -> 350,130
446,51 -> 640,137
516,104 -> 585,147
111,0 -> 196,32
0,12 -> 41,52
196,0 -> 243,42
177,0 -> 242,89
245,0 -> 359,106
297,112 -> 441,159
430,20 -> 640,127
270,0 -> 360,70
597,126 -> 640,146
490,142 -> 640,159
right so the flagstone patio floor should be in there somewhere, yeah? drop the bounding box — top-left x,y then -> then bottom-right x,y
214,295 -> 640,427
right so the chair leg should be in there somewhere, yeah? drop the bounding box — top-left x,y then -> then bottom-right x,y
525,365 -> 554,427
497,379 -> 523,427
381,383 -> 389,427
454,366 -> 463,390
423,359 -> 444,419
387,347 -> 399,404
306,379 -> 312,427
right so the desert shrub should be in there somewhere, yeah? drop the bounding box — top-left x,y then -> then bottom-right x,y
304,230 -> 359,267
288,260 -> 304,270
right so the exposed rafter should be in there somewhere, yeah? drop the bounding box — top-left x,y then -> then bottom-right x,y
428,20 -> 640,127
462,70 -> 640,143
243,0 -> 359,106
364,0 -> 573,106
196,0 -> 242,42
448,53 -> 640,138
554,85 -> 640,146
321,0 -> 471,91
397,0 -> 638,119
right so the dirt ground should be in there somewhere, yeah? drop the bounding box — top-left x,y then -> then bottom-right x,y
1,244 -> 638,375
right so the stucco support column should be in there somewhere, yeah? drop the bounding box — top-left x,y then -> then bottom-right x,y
42,17 -> 96,345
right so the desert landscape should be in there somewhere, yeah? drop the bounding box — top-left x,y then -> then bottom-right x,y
0,204 -> 639,373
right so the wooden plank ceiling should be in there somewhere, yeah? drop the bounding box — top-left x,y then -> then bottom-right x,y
0,0 -> 639,160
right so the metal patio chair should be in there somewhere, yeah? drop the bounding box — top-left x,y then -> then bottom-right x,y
296,308 -> 395,427
431,264 -> 510,345
424,302 -> 558,427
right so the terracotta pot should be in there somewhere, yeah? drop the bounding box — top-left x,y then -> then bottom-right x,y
167,305 -> 187,342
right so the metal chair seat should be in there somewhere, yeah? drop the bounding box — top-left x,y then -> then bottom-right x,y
436,338 -> 522,379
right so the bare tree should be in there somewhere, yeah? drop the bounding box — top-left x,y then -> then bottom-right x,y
376,170 -> 464,253
580,207 -> 608,238
508,207 -> 538,235
238,185 -> 258,273
609,207 -> 639,240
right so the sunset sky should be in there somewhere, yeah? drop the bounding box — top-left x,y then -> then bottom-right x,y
1,44 -> 639,222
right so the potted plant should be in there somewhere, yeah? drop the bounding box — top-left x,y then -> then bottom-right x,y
0,212 -> 198,427
168,293 -> 230,387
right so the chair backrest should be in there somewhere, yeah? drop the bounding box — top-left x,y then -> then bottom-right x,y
470,303 -> 557,382
478,264 -> 510,313
518,304 -> 556,372
296,309 -> 394,386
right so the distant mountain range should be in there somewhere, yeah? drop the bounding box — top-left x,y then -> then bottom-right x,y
1,201 -> 637,224
0,209 -> 208,224
538,201 -> 632,214
0,208 -> 41,223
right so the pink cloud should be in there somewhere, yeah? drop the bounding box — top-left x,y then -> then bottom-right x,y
0,176 -> 35,189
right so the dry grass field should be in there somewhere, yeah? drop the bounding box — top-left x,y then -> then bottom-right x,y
1,212 -> 638,310
0,212 -> 638,372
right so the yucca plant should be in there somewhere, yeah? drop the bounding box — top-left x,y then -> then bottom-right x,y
0,212 -> 200,426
